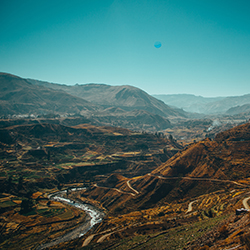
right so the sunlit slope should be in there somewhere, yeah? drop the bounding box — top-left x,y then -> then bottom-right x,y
87,123 -> 250,212
153,123 -> 250,179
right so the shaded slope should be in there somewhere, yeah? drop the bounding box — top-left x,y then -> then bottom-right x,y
153,94 -> 223,113
27,79 -> 187,118
226,103 -> 250,115
154,93 -> 250,114
0,73 -> 172,131
0,73 -> 98,115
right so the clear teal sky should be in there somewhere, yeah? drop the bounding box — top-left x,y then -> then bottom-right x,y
1,0 -> 250,97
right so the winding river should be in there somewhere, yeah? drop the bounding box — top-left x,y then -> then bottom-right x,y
37,188 -> 104,250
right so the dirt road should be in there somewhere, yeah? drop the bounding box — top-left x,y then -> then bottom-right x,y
127,180 -> 139,195
94,183 -> 135,196
186,200 -> 198,213
243,197 -> 250,210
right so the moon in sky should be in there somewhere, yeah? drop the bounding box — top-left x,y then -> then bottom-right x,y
154,41 -> 162,48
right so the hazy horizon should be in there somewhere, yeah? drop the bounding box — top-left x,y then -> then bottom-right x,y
1,0 -> 250,97
1,71 -> 249,99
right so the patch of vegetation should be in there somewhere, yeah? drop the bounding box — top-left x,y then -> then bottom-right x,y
37,208 -> 65,217
20,198 -> 34,215
0,200 -> 17,208
58,208 -> 74,220
93,215 -> 230,250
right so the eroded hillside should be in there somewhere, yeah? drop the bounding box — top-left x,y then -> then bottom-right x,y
0,122 -> 182,249
1,121 -> 250,250
59,122 -> 250,250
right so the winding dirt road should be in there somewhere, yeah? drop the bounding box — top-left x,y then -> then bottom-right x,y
127,180 -> 139,195
148,174 -> 248,187
83,174 -> 249,248
83,229 -> 121,246
243,197 -> 250,210
94,183 -> 136,196
186,200 -> 198,213
82,234 -> 95,247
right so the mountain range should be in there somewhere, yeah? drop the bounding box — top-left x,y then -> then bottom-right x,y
0,73 -> 186,131
1,72 -> 250,249
154,93 -> 250,114
1,72 -> 250,133
26,78 -> 250,116
226,103 -> 250,115
27,78 -> 186,117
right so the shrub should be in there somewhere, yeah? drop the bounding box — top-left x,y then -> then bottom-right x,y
240,233 -> 250,250
199,246 -> 210,250
218,223 -> 229,238
158,211 -> 165,217
20,198 -> 34,214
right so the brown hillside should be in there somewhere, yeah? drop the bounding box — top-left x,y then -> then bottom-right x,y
84,123 -> 250,213
153,123 -> 250,180
215,122 -> 250,142
27,79 -> 187,118
0,73 -> 98,115
1,73 -> 172,131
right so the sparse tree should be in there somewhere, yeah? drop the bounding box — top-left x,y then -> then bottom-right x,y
18,175 -> 23,190
47,150 -> 51,161
20,198 -> 34,214
7,175 -> 13,192
169,134 -> 173,141
57,182 -> 62,190
66,188 -> 70,197
8,175 -> 12,184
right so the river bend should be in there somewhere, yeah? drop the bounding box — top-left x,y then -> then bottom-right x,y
37,188 -> 104,250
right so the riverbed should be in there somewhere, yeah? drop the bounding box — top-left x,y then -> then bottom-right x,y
37,188 -> 104,250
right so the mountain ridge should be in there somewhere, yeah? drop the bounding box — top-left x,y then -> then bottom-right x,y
226,103 -> 250,115
0,73 -> 98,115
27,78 -> 187,118
0,73 -> 177,131
154,93 -> 250,115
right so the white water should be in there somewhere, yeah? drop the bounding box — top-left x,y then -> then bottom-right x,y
51,188 -> 103,238
37,188 -> 104,250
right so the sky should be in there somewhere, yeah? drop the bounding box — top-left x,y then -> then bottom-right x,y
0,0 -> 250,97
